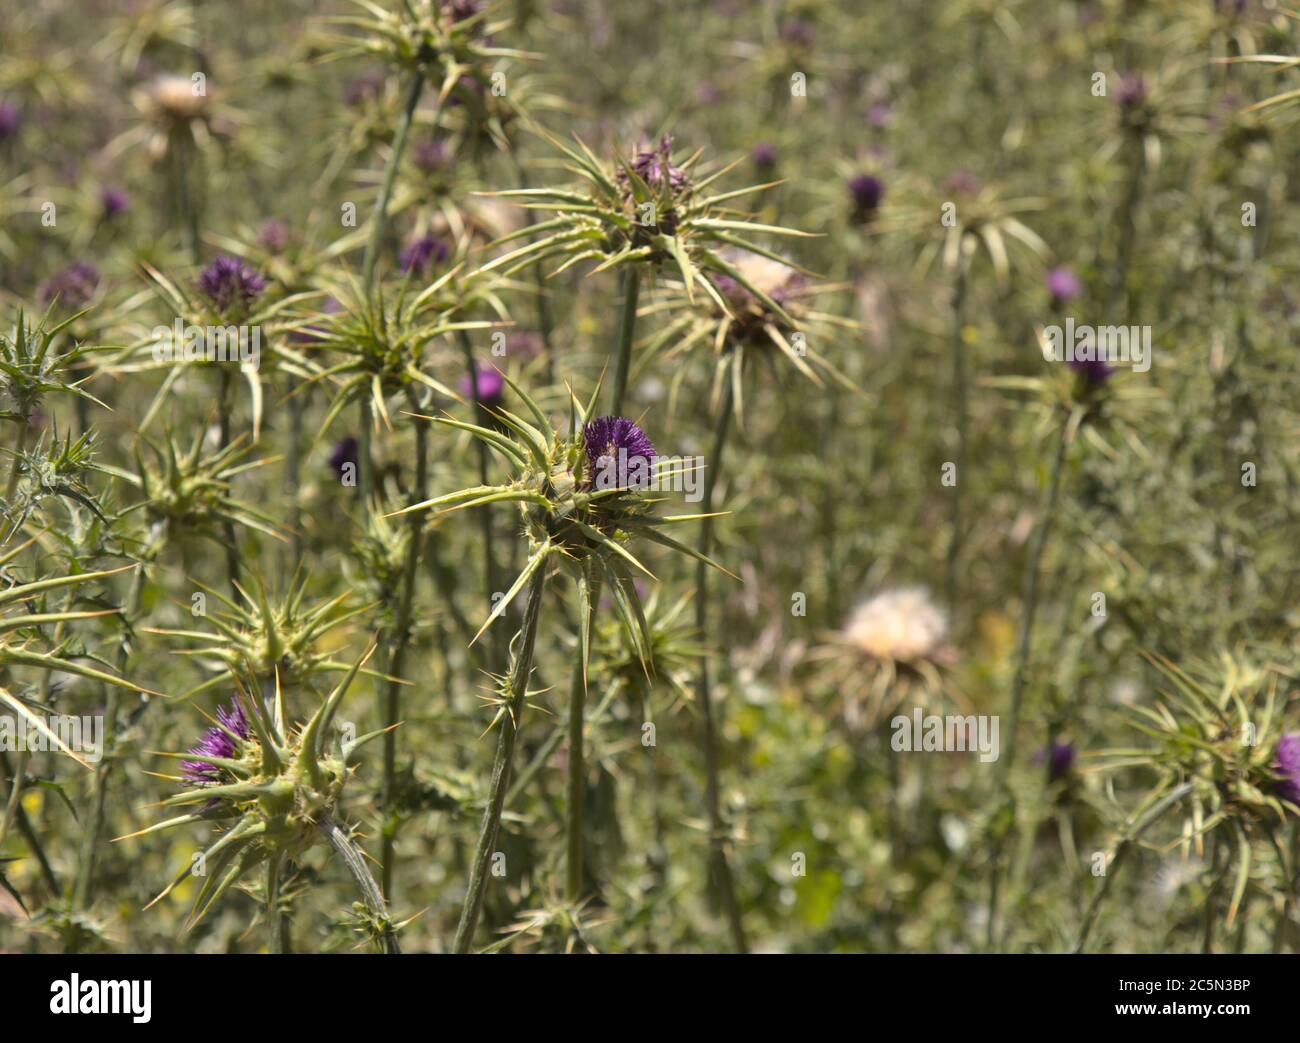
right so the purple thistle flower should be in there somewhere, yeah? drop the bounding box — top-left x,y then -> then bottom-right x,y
868,102 -> 893,129
1114,73 -> 1147,108
1036,740 -> 1076,782
197,254 -> 266,317
1274,733 -> 1300,806
1046,266 -> 1082,306
583,416 -> 656,490
399,234 -> 450,276
460,363 -> 505,408
344,72 -> 384,107
944,169 -> 981,197
257,218 -> 289,253
1068,356 -> 1114,387
847,173 -> 884,217
328,435 -> 359,478
751,141 -> 778,170
0,100 -> 20,141
624,135 -> 688,194
444,0 -> 483,22
99,184 -> 130,217
412,138 -> 450,175
778,17 -> 815,48
181,699 -> 251,785
38,262 -> 100,309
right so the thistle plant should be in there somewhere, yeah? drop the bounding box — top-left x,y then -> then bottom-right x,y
476,130 -> 814,413
122,647 -> 403,952
1076,653 -> 1299,953
390,374 -> 727,949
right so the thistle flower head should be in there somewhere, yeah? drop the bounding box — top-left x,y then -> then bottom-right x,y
847,173 -> 884,217
0,100 -> 21,140
141,74 -> 211,127
1036,739 -> 1076,783
583,415 -> 656,489
621,134 -> 689,197
460,362 -> 504,407
1046,266 -> 1081,305
1274,733 -> 1300,806
751,141 -> 778,170
38,262 -> 101,310
257,219 -> 289,253
328,435 -> 359,478
180,699 -> 251,784
1114,73 -> 1148,108
1068,355 -> 1114,388
842,587 -> 948,664
197,254 -> 267,318
99,185 -> 130,217
399,233 -> 450,275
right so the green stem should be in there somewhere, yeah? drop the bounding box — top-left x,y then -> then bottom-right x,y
318,814 -> 400,954
1072,781 -> 1194,953
4,419 -> 28,502
457,329 -> 503,664
694,380 -> 748,953
453,565 -> 549,953
565,573 -> 600,904
944,265 -> 968,611
608,268 -> 641,416
379,390 -> 430,899
362,71 -> 425,291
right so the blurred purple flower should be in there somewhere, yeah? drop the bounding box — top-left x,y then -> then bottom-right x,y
868,102 -> 893,129
328,435 -> 359,478
1068,356 -> 1114,387
344,72 -> 384,107
38,262 -> 100,309
399,234 -> 450,275
779,18 -> 815,48
1046,267 -> 1082,306
100,184 -> 131,217
751,141 -> 778,170
0,100 -> 20,140
944,169 -> 981,197
1274,733 -> 1300,805
412,138 -> 450,174
1114,73 -> 1147,108
197,255 -> 266,316
181,699 -> 250,785
1036,740 -> 1076,782
460,363 -> 505,407
847,173 -> 884,217
258,219 -> 289,252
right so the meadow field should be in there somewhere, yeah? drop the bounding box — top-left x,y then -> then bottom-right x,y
0,0 -> 1298,955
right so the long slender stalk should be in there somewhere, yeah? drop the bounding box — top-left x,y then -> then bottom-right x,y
1072,782 -> 1194,953
608,268 -> 641,416
985,415 -> 1071,950
71,522 -> 165,919
318,814 -> 400,954
457,329 -> 503,664
454,565 -> 549,953
944,265 -> 968,611
4,419 -> 28,502
694,380 -> 748,953
356,70 -> 426,502
378,389 -> 431,898
565,572 -> 600,904
508,150 -> 555,384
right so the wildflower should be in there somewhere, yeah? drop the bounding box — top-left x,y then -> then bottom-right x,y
37,262 -> 101,309
842,587 -> 948,664
257,219 -> 289,253
328,435 -> 359,478
622,134 -> 689,196
1036,739 -> 1076,782
197,254 -> 267,318
1114,73 -> 1147,108
1068,355 -> 1114,387
411,138 -> 450,175
460,362 -> 504,408
751,141 -> 778,171
399,234 -> 450,275
99,185 -> 130,217
1274,733 -> 1300,806
180,699 -> 251,785
1046,266 -> 1081,307
445,0 -> 483,22
868,102 -> 892,129
344,72 -> 385,107
143,74 -> 211,125
583,415 -> 656,490
713,251 -> 805,317
944,169 -> 981,197
0,100 -> 21,140
847,173 -> 884,218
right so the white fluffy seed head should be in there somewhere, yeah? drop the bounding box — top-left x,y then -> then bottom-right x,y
842,586 -> 948,662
